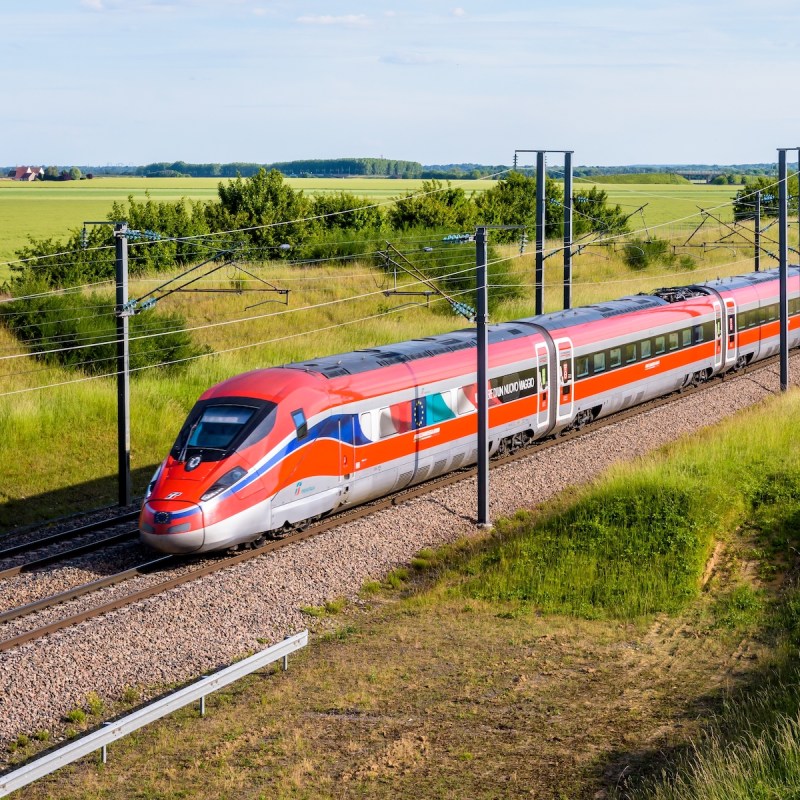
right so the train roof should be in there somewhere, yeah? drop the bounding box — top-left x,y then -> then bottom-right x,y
282,267 -> 799,381
284,295 -> 668,379
518,295 -> 667,331
284,323 -> 539,379
701,267 -> 798,293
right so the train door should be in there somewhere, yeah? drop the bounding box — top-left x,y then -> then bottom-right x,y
713,301 -> 724,370
724,298 -> 738,365
338,416 -> 356,502
535,341 -> 550,431
555,337 -> 574,423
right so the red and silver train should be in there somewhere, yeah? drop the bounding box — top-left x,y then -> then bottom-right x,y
140,267 -> 800,553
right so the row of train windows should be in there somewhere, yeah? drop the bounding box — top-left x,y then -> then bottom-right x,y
368,366 -> 543,440
737,300 -> 800,329
372,390 -> 461,439
574,321 -> 715,380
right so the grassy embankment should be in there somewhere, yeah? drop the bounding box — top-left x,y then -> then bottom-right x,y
11,389 -> 800,798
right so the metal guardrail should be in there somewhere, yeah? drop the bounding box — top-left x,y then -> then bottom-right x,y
0,630 -> 308,797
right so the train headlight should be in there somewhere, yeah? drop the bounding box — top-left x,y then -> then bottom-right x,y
201,466 -> 247,502
145,463 -> 164,500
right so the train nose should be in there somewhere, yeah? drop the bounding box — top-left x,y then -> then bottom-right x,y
139,500 -> 206,553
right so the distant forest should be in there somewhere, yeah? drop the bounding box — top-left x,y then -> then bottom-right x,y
4,158 -> 778,181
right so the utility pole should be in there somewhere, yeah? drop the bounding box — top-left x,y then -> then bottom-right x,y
514,149 -> 574,315
115,223 -> 132,506
535,152 -> 545,315
475,226 -> 489,527
777,149 -> 796,392
755,190 -> 761,273
563,151 -> 574,309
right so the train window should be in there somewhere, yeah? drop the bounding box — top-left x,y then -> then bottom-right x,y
759,307 -> 768,324
183,404 -> 259,453
624,343 -> 637,363
359,412 -> 373,441
767,304 -> 778,321
641,339 -> 652,359
791,299 -> 800,315
693,325 -> 703,344
378,401 -> 413,438
576,356 -> 589,378
655,336 -> 666,355
609,348 -> 622,368
291,408 -> 308,440
378,408 -> 394,438
746,309 -> 757,328
457,385 -> 477,415
682,328 -> 692,347
426,393 -> 456,425
593,352 -> 606,373
668,332 -> 679,351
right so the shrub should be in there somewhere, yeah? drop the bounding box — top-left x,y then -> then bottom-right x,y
622,237 -> 675,270
86,692 -> 104,716
64,708 -> 86,724
3,279 -> 208,376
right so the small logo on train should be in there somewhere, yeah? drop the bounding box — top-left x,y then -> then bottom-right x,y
294,481 -> 316,496
165,492 -> 183,500
295,481 -> 303,496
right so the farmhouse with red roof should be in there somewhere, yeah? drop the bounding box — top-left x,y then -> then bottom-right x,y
10,166 -> 44,181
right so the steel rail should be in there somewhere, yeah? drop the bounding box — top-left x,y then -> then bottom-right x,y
0,352 -> 793,654
0,555 -> 176,628
0,511 -> 140,561
0,529 -> 139,581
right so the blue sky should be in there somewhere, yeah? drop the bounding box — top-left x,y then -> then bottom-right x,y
3,0 -> 799,167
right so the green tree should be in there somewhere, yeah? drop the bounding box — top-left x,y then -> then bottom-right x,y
69,167 -> 82,181
310,192 -> 385,232
572,186 -> 629,236
733,175 -> 798,221
388,180 -> 476,230
473,172 -> 562,241
206,169 -> 312,255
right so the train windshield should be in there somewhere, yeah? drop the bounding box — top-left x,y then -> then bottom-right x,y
188,405 -> 256,450
172,398 -> 276,462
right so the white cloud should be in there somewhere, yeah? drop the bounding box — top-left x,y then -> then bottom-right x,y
452,7 -> 466,16
296,14 -> 369,26
80,0 -> 105,10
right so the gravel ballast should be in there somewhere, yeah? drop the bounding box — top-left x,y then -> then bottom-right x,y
0,359 -> 798,748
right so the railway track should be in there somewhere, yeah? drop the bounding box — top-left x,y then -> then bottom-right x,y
0,511 -> 140,563
0,354 -> 786,655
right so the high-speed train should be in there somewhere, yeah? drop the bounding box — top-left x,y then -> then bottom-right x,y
140,267 -> 800,553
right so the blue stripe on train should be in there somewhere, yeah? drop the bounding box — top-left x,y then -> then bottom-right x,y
217,413 -> 367,500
